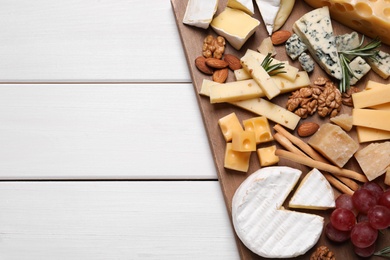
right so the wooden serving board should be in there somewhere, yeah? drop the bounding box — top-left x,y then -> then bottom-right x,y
171,0 -> 389,259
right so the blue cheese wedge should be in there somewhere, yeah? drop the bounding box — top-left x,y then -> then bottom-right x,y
349,56 -> 371,85
298,53 -> 315,73
182,0 -> 218,29
366,50 -> 390,79
211,8 -> 260,50
289,168 -> 335,210
232,166 -> 323,258
285,33 -> 307,60
293,6 -> 342,80
335,31 -> 360,53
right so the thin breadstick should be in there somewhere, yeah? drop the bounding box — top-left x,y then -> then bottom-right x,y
274,124 -> 360,190
275,149 -> 368,182
273,132 -> 357,193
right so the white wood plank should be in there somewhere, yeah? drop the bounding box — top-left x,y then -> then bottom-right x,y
0,83 -> 215,179
0,181 -> 239,260
0,0 -> 190,82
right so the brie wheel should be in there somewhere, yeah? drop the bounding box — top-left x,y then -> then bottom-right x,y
232,166 -> 324,258
289,168 -> 335,210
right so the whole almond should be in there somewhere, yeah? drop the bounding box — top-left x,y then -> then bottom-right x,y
213,68 -> 229,83
297,122 -> 320,137
271,30 -> 292,45
206,58 -> 229,69
224,54 -> 242,70
195,56 -> 213,75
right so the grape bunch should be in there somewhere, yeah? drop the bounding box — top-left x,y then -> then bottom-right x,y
325,182 -> 390,257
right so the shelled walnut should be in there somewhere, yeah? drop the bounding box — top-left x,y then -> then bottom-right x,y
341,86 -> 360,106
202,35 -> 225,59
310,246 -> 335,260
286,77 -> 342,118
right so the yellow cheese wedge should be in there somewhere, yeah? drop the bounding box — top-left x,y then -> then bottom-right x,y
352,83 -> 390,108
211,8 -> 260,50
303,0 -> 390,45
224,142 -> 251,172
209,79 -> 264,103
218,113 -> 244,142
356,126 -> 390,143
352,109 -> 390,131
257,145 -> 279,166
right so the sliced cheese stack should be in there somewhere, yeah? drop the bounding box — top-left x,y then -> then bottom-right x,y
182,0 -> 218,29
232,166 -> 323,258
303,0 -> 390,46
289,168 -> 335,210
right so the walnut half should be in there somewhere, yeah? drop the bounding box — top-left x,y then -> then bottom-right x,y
310,246 -> 336,260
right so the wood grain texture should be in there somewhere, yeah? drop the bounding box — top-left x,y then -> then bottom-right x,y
0,0 -> 190,82
171,0 -> 390,259
0,181 -> 239,260
0,83 -> 215,180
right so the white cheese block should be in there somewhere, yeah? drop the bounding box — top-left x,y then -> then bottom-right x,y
293,6 -> 342,80
182,0 -> 218,29
232,166 -> 324,258
255,0 -> 281,35
211,8 -> 260,50
289,168 -> 335,210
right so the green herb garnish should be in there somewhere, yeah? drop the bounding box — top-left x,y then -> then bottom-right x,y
338,36 -> 381,93
374,246 -> 390,258
261,53 -> 286,76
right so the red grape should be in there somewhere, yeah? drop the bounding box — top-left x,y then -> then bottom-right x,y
335,194 -> 355,213
354,243 -> 376,258
350,222 -> 378,248
325,222 -> 351,243
362,182 -> 383,202
352,189 -> 377,214
330,208 -> 356,231
367,205 -> 390,230
357,213 -> 368,223
378,189 -> 390,209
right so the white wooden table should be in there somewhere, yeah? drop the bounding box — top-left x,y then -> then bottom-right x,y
0,1 -> 240,259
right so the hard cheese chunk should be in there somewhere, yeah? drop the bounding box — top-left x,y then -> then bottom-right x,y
356,126 -> 390,143
352,81 -> 390,108
353,109 -> 390,131
330,113 -> 353,131
209,79 -> 264,103
354,142 -> 390,181
303,0 -> 390,46
293,6 -> 342,80
182,0 -> 218,29
308,123 -> 359,167
211,8 -> 260,50
243,116 -> 273,144
232,130 -> 256,152
224,142 -> 251,172
257,145 -> 279,166
232,167 -> 323,258
289,168 -> 335,210
218,112 -> 243,142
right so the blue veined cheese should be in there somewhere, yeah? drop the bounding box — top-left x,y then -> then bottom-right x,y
293,6 -> 342,80
366,51 -> 390,79
285,34 -> 307,60
349,56 -> 371,85
335,31 -> 360,53
298,53 -> 315,73
182,0 -> 218,29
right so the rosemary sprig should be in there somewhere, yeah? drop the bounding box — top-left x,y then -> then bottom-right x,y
261,53 -> 286,76
374,246 -> 390,258
338,36 -> 381,92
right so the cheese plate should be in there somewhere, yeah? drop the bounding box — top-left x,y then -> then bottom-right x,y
171,0 -> 390,259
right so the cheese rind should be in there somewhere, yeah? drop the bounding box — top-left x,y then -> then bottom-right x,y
211,8 -> 260,50
232,166 -> 323,258
289,168 -> 335,210
227,0 -> 254,15
182,0 -> 218,29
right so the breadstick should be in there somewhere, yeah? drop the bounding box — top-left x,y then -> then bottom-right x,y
275,149 -> 368,182
323,172 -> 354,195
273,133 -> 307,157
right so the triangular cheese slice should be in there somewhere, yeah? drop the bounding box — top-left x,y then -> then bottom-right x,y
289,168 -> 335,210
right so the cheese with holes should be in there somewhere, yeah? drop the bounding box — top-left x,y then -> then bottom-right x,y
218,113 -> 243,142
308,123 -> 359,167
293,7 -> 342,80
243,116 -> 273,144
232,130 -> 256,152
182,0 -> 218,29
224,143 -> 251,172
354,142 -> 390,181
211,8 -> 260,50
289,168 -> 335,210
227,0 -> 254,15
356,126 -> 390,143
232,166 -> 323,258
353,109 -> 390,131
232,98 -> 301,130
303,0 -> 390,46
257,145 -> 279,166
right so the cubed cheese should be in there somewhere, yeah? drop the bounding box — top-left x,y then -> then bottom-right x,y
243,116 -> 273,144
232,130 -> 256,152
224,143 -> 251,172
218,113 -> 244,142
257,145 -> 279,166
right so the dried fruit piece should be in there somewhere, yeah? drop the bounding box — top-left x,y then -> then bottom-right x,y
213,68 -> 229,83
195,56 -> 213,75
271,30 -> 292,45
224,54 -> 242,70
297,122 -> 320,137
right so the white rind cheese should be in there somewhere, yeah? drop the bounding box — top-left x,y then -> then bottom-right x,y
289,168 -> 335,210
182,0 -> 218,29
255,0 -> 281,35
227,0 -> 254,15
232,166 -> 324,258
293,6 -> 342,80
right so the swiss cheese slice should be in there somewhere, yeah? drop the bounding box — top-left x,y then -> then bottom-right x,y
289,168 -> 335,210
232,166 -> 323,258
